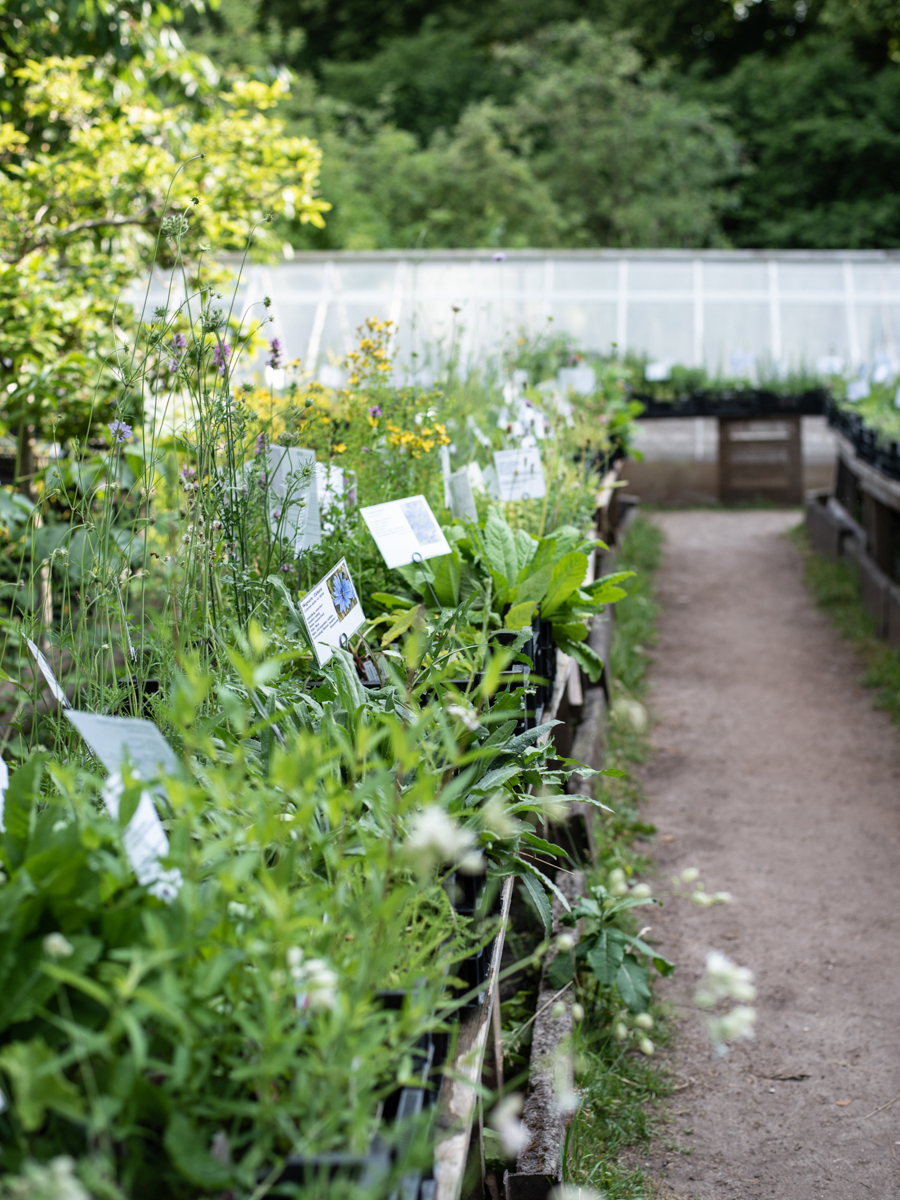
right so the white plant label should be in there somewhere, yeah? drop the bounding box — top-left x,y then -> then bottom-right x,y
102,774 -> 182,903
440,444 -> 452,508
269,446 -> 320,549
299,557 -> 366,667
448,468 -> 478,522
360,495 -> 451,570
64,711 -> 178,780
25,638 -> 70,708
493,448 -> 546,502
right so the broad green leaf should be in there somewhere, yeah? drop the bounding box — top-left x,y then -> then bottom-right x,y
514,528 -> 537,572
431,547 -> 462,607
555,635 -> 605,684
165,1112 -> 233,1189
370,592 -> 414,610
540,552 -> 589,618
483,508 -> 519,590
0,1037 -> 84,1131
512,562 -> 554,606
546,950 -> 574,990
3,754 -> 45,869
586,929 -> 626,985
518,871 -> 552,938
381,605 -> 420,647
504,600 -> 537,630
616,956 -> 652,1013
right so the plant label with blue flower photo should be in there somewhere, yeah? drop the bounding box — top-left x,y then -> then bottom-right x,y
360,495 -> 451,569
299,557 -> 365,666
493,448 -> 546,502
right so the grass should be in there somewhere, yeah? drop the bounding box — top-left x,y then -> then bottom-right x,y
790,524 -> 900,726
561,514 -> 671,1199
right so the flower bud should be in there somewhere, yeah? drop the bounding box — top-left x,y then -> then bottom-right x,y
571,1002 -> 585,1022
556,933 -> 575,952
631,883 -> 652,899
551,1002 -> 566,1019
638,1037 -> 654,1056
614,1022 -> 628,1041
680,867 -> 700,883
635,1012 -> 654,1030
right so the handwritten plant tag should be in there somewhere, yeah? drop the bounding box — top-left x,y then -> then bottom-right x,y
299,557 -> 365,667
64,711 -> 178,780
25,638 -> 70,708
448,468 -> 478,523
269,446 -> 320,549
360,495 -> 451,570
493,448 -> 546,502
101,773 -> 182,903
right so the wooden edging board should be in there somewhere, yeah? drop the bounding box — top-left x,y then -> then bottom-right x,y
835,431 -> 900,514
433,874 -> 515,1200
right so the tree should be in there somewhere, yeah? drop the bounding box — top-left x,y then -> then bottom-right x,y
0,53 -> 328,491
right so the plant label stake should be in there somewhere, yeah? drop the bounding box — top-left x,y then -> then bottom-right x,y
411,551 -> 441,610
26,638 -> 71,709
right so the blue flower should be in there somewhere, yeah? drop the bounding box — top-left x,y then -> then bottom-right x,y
331,572 -> 356,615
108,419 -> 133,444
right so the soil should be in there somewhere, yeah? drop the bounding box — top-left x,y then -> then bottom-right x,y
633,510 -> 900,1200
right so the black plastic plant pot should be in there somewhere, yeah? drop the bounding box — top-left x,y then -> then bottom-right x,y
273,1138 -> 392,1189
116,676 -> 160,718
447,873 -> 502,1010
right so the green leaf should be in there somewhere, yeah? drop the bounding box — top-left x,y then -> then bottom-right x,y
514,528 -> 537,572
483,508 -> 519,590
504,600 -> 537,630
616,956 -> 652,1013
540,552 -> 589,618
512,562 -> 554,606
3,755 -> 46,869
381,605 -> 420,647
0,1037 -> 84,1132
546,950 -> 574,990
164,1112 -> 233,1189
431,547 -> 462,607
370,592 -> 414,610
555,635 -> 605,684
585,929 -> 626,985
518,872 -> 552,938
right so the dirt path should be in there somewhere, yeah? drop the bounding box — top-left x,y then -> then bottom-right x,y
636,510 -> 900,1200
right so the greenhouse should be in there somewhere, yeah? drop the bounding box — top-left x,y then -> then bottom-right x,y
2,2 -> 900,1199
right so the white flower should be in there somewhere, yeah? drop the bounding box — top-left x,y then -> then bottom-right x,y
7,1156 -> 91,1200
405,806 -> 477,873
634,1012 -> 653,1030
481,794 -> 518,839
699,951 -> 757,1004
556,933 -> 575,952
691,890 -> 714,908
551,1044 -> 578,1115
489,1094 -> 532,1157
287,948 -> 338,1011
458,849 -> 486,875
630,882 -> 652,899
447,703 -> 480,732
43,933 -> 74,959
608,867 -> 628,897
708,1005 -> 757,1052
549,1185 -> 605,1200
680,867 -> 700,883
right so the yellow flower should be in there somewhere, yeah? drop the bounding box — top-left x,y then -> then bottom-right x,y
333,443 -> 346,453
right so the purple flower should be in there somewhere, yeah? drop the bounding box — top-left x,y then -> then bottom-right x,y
280,563 -> 293,572
255,432 -> 268,457
368,404 -> 382,419
168,333 -> 187,372
213,343 -> 231,376
331,572 -> 356,615
273,509 -> 281,519
108,419 -> 133,444
258,475 -> 268,489
267,338 -> 283,370
492,252 -> 506,262
181,465 -> 196,481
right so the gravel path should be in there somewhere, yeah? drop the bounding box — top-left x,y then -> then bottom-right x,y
634,510 -> 900,1200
